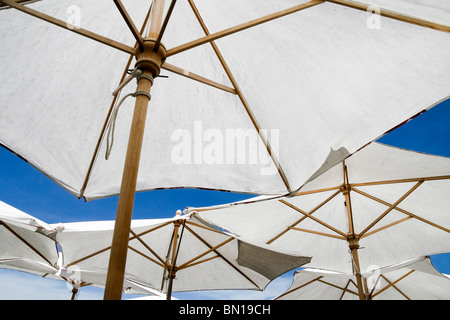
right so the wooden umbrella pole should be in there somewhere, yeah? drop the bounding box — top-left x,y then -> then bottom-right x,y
104,0 -> 166,300
342,163 -> 366,300
166,219 -> 181,300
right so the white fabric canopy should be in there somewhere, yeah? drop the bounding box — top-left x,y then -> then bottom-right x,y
0,200 -> 162,297
190,142 -> 450,274
52,212 -> 310,296
276,256 -> 450,300
0,200 -> 60,269
0,0 -> 449,200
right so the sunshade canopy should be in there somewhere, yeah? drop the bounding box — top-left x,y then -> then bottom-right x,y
0,0 -> 449,200
0,200 -> 60,271
276,256 -> 450,300
53,212 -> 310,296
190,142 -> 450,274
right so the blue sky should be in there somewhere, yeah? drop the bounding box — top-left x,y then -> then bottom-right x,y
0,98 -> 449,300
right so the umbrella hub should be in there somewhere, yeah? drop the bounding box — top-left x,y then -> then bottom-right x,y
347,236 -> 360,250
135,39 -> 167,78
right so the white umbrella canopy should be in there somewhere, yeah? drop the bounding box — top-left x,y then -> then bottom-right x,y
0,200 -> 162,299
1,0 -> 449,299
53,211 -> 311,299
55,267 -> 167,299
0,0 -> 449,200
0,200 -> 60,271
275,256 -> 450,300
189,142 -> 450,298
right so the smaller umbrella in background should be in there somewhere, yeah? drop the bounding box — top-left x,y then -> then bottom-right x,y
189,142 -> 450,299
53,210 -> 311,300
0,200 -> 60,273
0,200 -> 165,299
275,256 -> 450,300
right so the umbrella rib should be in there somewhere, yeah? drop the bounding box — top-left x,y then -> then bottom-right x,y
372,272 -> 414,299
1,0 -> 134,55
352,187 -> 450,238
129,229 -> 169,268
176,227 -> 233,270
113,0 -> 144,51
128,245 -> 167,269
277,192 -> 347,237
178,224 -> 261,288
154,0 -> 177,52
267,189 -> 342,244
294,186 -> 341,197
317,278 -> 359,297
339,279 -> 358,299
161,62 -> 237,94
79,3 -> 153,199
0,0 -> 36,8
350,175 -> 450,188
187,0 -> 292,194
66,246 -> 111,268
66,221 -> 174,267
358,181 -> 424,238
274,276 -> 323,300
0,221 -> 54,267
290,227 -> 347,240
167,0 -> 324,57
325,0 -> 450,33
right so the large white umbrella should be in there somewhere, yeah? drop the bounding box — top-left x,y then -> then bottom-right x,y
1,0 -> 449,298
189,142 -> 450,299
275,256 -> 450,300
53,211 -> 311,300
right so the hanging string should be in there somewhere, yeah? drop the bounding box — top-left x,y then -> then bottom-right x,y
105,69 -> 153,160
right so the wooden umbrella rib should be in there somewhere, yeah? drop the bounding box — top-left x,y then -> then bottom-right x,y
1,0 -> 135,54
360,216 -> 413,239
0,221 -> 54,267
294,185 -> 341,197
128,245 -> 167,269
317,278 -> 359,297
113,0 -> 144,51
372,271 -> 414,299
79,3 -> 153,199
274,276 -> 323,300
358,181 -> 424,237
176,232 -> 233,270
0,0 -> 37,8
279,192 -> 347,238
66,246 -> 110,268
161,62 -> 237,94
129,229 -> 169,268
339,279 -> 358,299
154,0 -> 177,52
168,0 -> 324,57
290,227 -> 347,240
325,0 -> 450,33
353,187 -> 450,236
352,184 -> 450,237
350,175 -> 450,188
178,224 -> 261,288
187,0 -> 292,194
66,221 -> 173,267
185,220 -> 225,235
266,189 -> 342,244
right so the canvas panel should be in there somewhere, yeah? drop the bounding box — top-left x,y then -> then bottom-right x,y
1,1 -> 449,199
